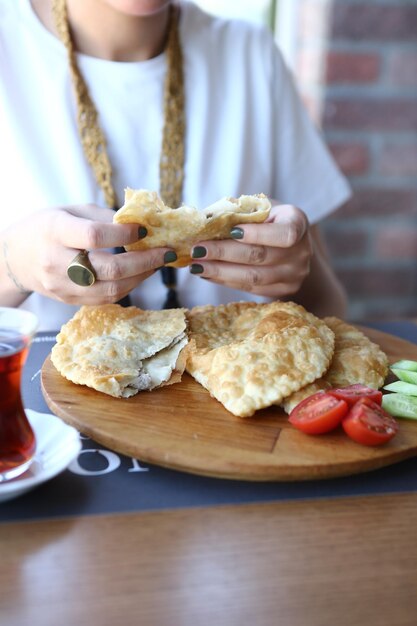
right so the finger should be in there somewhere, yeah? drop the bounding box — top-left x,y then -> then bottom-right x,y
89,248 -> 175,281
192,240 -> 279,266
63,247 -> 177,282
50,209 -> 148,250
232,205 -> 309,248
63,204 -> 116,222
190,260 -> 293,287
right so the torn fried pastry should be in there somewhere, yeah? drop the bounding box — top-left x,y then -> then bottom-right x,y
113,189 -> 271,267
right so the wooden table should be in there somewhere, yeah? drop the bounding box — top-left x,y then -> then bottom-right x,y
1,320 -> 417,626
1,493 -> 417,626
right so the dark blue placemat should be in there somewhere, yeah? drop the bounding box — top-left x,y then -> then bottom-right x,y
1,323 -> 417,523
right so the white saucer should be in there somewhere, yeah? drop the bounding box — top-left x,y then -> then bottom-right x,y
0,409 -> 81,503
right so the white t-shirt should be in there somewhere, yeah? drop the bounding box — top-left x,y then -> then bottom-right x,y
0,0 -> 351,330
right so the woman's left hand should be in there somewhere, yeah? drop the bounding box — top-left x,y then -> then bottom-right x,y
189,203 -> 313,298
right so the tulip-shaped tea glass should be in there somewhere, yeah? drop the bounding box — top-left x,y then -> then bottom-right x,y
0,307 -> 38,481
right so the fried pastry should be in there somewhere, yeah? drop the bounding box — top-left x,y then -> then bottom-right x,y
113,189 -> 271,267
51,304 -> 189,398
282,316 -> 389,413
185,301 -> 335,418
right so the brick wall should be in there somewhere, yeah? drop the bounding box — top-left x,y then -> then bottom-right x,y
291,0 -> 417,321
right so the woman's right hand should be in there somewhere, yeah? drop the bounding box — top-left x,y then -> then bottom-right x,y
0,204 -> 175,306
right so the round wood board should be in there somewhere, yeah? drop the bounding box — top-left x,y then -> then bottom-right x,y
41,327 -> 417,481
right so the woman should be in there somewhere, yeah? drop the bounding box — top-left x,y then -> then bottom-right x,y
0,0 -> 351,330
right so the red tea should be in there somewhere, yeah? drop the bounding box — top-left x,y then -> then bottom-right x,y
0,330 -> 35,477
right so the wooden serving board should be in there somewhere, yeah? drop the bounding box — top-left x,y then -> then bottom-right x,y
41,327 -> 417,481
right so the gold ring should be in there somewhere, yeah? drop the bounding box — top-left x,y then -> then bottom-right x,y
66,250 -> 96,287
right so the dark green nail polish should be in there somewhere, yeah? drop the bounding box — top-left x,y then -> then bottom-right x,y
138,226 -> 148,239
190,264 -> 204,274
192,246 -> 207,259
230,227 -> 244,239
163,251 -> 177,264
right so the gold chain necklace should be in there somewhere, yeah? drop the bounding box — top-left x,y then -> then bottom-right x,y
51,0 -> 185,210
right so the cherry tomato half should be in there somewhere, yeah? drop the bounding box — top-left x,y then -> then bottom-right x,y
288,392 -> 348,435
342,398 -> 399,446
328,384 -> 382,407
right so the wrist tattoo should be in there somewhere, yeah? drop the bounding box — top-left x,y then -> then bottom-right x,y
2,240 -> 32,295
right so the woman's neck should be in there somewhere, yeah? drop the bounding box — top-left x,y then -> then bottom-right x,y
31,0 -> 172,62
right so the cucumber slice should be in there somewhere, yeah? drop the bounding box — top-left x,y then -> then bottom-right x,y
391,368 -> 417,385
382,393 -> 417,419
384,381 -> 417,395
390,359 -> 417,372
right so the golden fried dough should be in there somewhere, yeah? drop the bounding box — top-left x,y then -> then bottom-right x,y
322,317 -> 389,387
185,301 -> 335,417
113,189 -> 271,267
51,304 -> 189,398
282,317 -> 389,413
